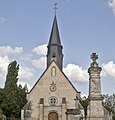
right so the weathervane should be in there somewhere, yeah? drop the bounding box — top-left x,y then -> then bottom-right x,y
53,3 -> 58,15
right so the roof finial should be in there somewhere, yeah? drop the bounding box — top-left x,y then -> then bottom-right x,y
53,3 -> 58,15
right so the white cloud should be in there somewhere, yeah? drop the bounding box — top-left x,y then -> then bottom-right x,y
63,64 -> 88,83
20,54 -> 33,61
17,81 -> 32,92
0,46 -> 23,86
0,17 -> 6,24
102,61 -> 115,79
0,56 -> 10,80
19,66 -> 35,81
0,46 -> 24,84
0,46 -> 23,56
108,0 -> 115,14
0,45 -> 47,88
81,94 -> 88,99
32,57 -> 46,69
33,44 -> 47,56
0,44 -> 115,91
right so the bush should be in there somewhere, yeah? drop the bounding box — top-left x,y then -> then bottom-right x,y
0,108 -> 3,119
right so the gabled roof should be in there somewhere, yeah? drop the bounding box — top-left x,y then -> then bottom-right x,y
29,60 -> 80,94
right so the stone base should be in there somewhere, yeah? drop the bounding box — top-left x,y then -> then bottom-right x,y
87,117 -> 105,120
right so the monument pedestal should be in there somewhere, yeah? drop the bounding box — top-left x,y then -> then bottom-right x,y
87,53 -> 105,120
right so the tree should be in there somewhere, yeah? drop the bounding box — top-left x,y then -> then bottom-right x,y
80,96 -> 89,120
0,61 -> 27,119
103,94 -> 115,120
0,89 -> 5,107
4,61 -> 19,92
0,108 -> 3,119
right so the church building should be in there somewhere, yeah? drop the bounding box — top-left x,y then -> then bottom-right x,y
21,5 -> 110,119
21,14 -> 84,120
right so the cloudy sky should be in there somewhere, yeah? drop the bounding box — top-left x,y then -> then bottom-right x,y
0,0 -> 115,96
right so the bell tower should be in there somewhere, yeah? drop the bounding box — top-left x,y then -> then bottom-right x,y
47,15 -> 63,70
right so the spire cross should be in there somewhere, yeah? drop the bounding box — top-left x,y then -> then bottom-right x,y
91,53 -> 98,63
53,3 -> 58,15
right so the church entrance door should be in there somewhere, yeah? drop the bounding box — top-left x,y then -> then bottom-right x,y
48,112 -> 58,120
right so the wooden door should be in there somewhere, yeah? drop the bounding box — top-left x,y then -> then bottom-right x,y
48,112 -> 58,120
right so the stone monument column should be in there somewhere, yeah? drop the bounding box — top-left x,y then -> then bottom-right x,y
88,53 -> 102,98
88,53 -> 105,120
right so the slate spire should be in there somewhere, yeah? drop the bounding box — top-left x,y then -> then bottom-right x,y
47,15 -> 63,70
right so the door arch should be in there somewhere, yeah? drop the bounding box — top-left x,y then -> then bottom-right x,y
48,112 -> 58,120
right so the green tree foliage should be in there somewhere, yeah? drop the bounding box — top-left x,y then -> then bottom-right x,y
80,96 -> 89,120
0,89 -> 6,107
113,113 -> 115,120
0,108 -> 3,119
4,61 -> 19,92
0,61 -> 27,119
2,87 -> 27,118
103,94 -> 115,120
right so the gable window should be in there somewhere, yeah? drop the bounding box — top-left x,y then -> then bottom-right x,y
51,67 -> 56,77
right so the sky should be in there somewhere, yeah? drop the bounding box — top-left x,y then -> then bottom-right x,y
0,0 -> 115,96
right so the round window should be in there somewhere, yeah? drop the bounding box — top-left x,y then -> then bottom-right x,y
49,96 -> 58,106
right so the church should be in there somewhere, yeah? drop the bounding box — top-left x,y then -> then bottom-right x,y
21,13 -> 84,120
21,11 -> 109,120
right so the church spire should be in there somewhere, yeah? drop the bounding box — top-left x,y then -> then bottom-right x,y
47,15 -> 63,70
48,15 -> 61,46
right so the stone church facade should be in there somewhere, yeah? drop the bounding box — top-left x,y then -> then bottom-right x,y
21,14 -> 109,120
21,15 -> 84,120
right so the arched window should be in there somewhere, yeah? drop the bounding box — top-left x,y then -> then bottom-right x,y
51,67 -> 56,77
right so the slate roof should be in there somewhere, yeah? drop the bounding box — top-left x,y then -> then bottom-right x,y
48,15 -> 61,46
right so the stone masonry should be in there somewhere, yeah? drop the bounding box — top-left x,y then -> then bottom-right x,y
87,53 -> 105,120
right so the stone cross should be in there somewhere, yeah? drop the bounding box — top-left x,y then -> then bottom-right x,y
91,53 -> 98,63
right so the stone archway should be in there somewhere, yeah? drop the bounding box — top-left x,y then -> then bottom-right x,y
48,112 -> 58,120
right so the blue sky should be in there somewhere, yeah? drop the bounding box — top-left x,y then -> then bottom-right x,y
0,0 -> 115,96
